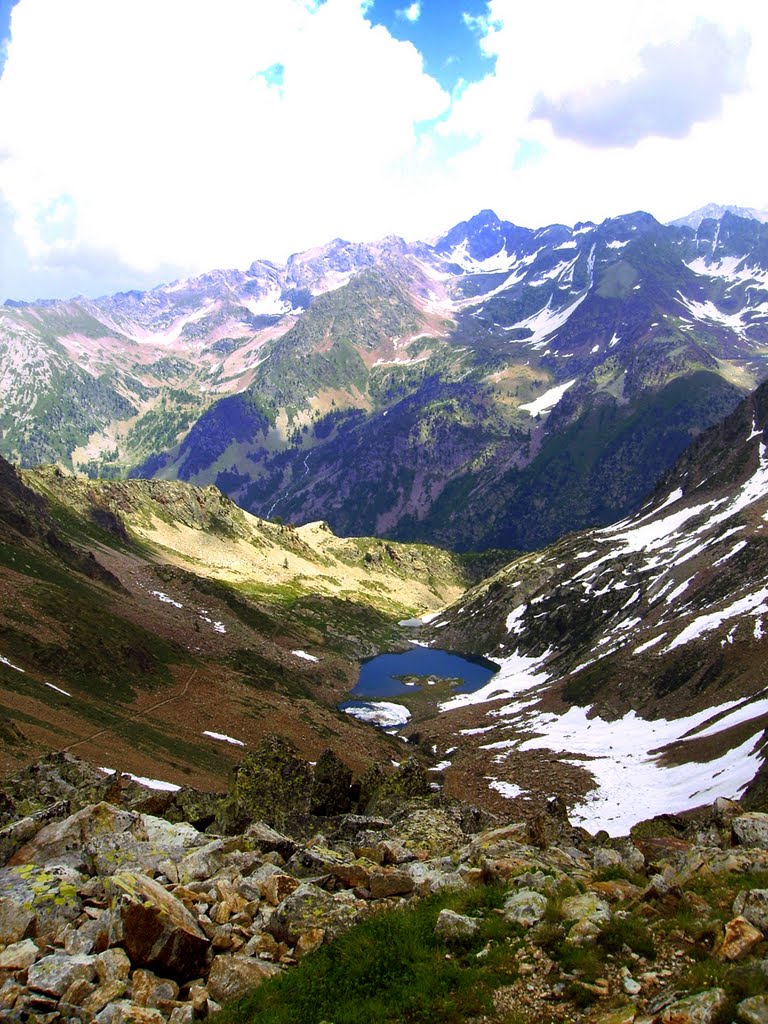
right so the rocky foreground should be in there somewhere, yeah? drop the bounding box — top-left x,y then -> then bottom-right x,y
0,743 -> 767,1024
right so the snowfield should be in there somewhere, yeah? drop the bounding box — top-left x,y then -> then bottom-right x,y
343,701 -> 411,728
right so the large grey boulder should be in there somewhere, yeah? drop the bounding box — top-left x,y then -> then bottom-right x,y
27,953 -> 97,998
0,862 -> 83,944
734,889 -> 768,934
733,813 -> 768,849
737,995 -> 768,1024
503,889 -> 548,927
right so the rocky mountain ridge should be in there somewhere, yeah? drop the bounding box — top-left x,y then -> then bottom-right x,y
4,207 -> 768,550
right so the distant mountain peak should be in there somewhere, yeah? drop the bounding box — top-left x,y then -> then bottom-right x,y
669,203 -> 768,230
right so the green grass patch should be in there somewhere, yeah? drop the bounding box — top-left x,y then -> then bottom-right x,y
598,912 -> 656,959
218,886 -> 517,1024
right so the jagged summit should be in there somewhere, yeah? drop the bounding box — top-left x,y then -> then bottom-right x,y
3,205 -> 768,553
670,202 -> 768,230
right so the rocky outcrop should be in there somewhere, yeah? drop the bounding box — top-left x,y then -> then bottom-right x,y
0,750 -> 766,1023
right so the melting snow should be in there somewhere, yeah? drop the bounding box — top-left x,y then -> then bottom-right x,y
203,730 -> 245,746
519,379 -> 576,417
439,649 -> 550,713
398,611 -> 441,627
0,654 -> 24,673
292,650 -> 319,662
488,779 -> 525,799
506,294 -> 588,347
44,681 -> 71,696
713,540 -> 748,566
446,242 -> 522,274
151,591 -> 183,609
518,701 -> 766,835
633,634 -> 667,655
666,586 -> 768,651
344,702 -> 411,728
99,768 -> 181,792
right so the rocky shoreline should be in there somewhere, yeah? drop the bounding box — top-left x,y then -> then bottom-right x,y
0,745 -> 767,1024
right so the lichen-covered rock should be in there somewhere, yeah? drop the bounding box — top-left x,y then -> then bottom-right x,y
261,872 -> 301,906
458,822 -> 530,863
169,788 -> 223,833
0,938 -> 39,970
503,889 -> 548,927
88,831 -> 192,878
267,883 -> 365,945
110,872 -> 209,978
177,840 -> 225,883
434,909 -> 480,942
390,807 -> 464,855
243,821 -> 297,861
733,889 -> 768,934
593,848 -> 623,870
661,987 -> 728,1024
9,802 -> 146,872
404,860 -> 466,895
370,758 -> 432,812
733,813 -> 768,849
131,968 -> 179,1008
295,927 -> 325,959
713,796 -> 743,824
0,800 -> 70,867
0,753 -> 111,819
0,862 -> 83,944
561,892 -> 611,927
309,749 -> 353,816
82,979 -> 129,1015
355,763 -> 387,811
96,948 -> 132,983
206,954 -> 281,1003
27,952 -> 97,998
219,735 -> 312,833
95,1001 -> 167,1024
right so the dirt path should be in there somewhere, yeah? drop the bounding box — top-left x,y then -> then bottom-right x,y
62,667 -> 199,753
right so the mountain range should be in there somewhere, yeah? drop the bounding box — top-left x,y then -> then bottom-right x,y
4,207 -> 768,551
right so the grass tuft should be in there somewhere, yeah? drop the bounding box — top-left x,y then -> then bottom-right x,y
217,886 -> 517,1024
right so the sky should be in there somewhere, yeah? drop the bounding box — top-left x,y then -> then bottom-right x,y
0,0 -> 766,301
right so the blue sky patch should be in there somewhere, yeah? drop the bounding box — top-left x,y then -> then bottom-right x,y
368,0 -> 494,91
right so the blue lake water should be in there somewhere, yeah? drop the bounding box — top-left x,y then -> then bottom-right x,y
350,647 -> 499,699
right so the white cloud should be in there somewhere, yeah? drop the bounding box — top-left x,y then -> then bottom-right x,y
397,2 -> 421,22
0,0 -> 767,299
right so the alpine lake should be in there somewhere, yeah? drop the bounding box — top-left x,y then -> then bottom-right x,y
340,647 -> 500,731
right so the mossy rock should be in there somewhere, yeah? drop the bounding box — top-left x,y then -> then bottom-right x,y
218,734 -> 312,833
310,749 -> 353,817
365,758 -> 432,815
